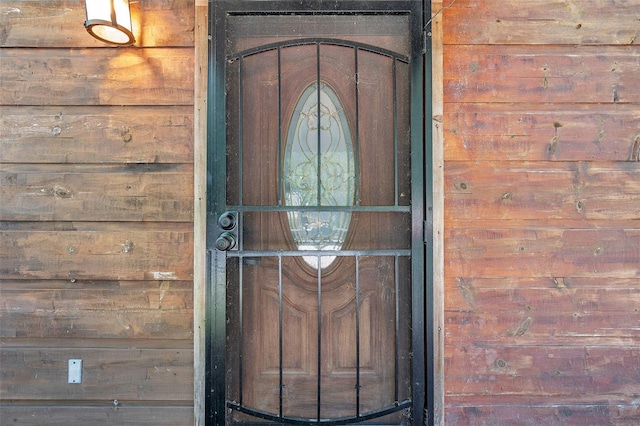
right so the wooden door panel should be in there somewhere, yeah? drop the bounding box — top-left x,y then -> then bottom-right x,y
221,11 -> 416,424
240,256 -> 407,419
232,45 -> 411,208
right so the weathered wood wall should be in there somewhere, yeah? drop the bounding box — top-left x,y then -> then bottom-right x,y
4,1 -> 640,425
442,0 -> 640,424
0,1 -> 195,424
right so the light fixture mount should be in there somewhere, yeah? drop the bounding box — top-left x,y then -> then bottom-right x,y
84,0 -> 135,46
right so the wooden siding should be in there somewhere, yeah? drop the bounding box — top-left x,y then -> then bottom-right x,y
0,1 -> 195,425
443,0 -> 640,424
3,1 -> 640,425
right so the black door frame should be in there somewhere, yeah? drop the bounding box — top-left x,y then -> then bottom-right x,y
205,1 -> 433,424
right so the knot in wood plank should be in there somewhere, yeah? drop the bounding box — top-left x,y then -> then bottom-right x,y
52,184 -> 72,198
630,134 -> 640,162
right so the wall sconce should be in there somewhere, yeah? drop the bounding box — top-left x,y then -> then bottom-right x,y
84,0 -> 135,46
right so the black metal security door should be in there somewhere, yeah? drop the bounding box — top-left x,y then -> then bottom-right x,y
206,1 -> 429,424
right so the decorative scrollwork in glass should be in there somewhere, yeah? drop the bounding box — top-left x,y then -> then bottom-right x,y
284,82 -> 355,269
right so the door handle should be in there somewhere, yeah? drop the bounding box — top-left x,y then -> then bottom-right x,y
218,211 -> 237,230
215,211 -> 238,251
215,231 -> 237,251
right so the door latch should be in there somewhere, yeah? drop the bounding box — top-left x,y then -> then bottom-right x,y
215,211 -> 238,251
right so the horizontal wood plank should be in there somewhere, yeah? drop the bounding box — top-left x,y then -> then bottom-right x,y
444,45 -> 640,104
446,393 -> 640,406
445,403 -> 638,426
445,276 -> 640,346
0,338 -> 192,349
0,48 -> 194,106
444,345 -> 640,397
444,103 -> 640,162
445,275 -> 640,347
0,280 -> 193,339
443,0 -> 640,46
0,0 -> 194,48
0,226 -> 193,280
1,164 -> 194,222
1,347 -> 193,401
445,218 -> 640,231
446,228 -> 640,278
445,161 -> 640,221
447,278 -> 640,314
445,310 -> 640,347
0,405 -> 194,426
444,276 -> 640,289
0,106 -> 194,164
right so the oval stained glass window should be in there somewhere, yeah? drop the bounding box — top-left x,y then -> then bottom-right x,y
284,82 -> 356,269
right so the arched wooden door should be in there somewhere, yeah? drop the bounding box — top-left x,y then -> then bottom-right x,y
206,2 -> 426,424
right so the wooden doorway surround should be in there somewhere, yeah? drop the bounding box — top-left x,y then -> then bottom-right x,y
192,1 -> 445,424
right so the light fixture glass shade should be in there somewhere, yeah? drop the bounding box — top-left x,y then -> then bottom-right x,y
84,0 -> 135,46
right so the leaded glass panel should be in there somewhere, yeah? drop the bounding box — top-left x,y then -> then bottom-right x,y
284,82 -> 356,269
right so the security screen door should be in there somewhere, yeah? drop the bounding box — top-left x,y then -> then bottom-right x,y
206,1 -> 426,424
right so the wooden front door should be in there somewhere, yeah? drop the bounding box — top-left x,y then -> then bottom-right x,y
207,2 -> 426,424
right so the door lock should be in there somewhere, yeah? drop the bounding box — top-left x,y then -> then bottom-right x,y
218,211 -> 237,230
215,211 -> 238,251
215,231 -> 237,251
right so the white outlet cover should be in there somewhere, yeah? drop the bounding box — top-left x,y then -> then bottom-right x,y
68,359 -> 82,384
